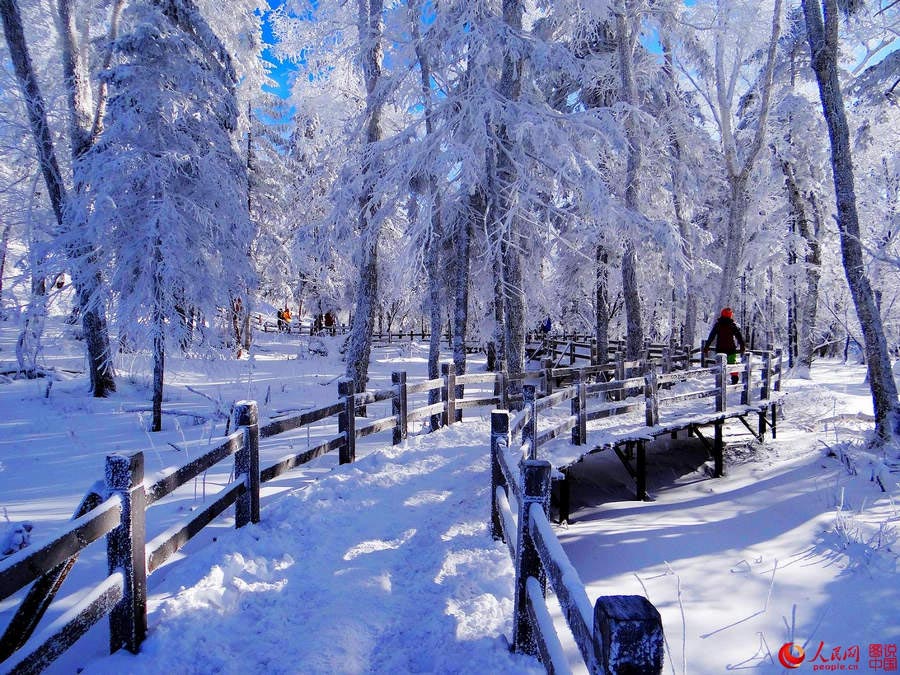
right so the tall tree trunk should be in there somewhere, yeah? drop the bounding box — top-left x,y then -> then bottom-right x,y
345,0 -> 385,392
595,243 -> 610,363
452,204 -> 473,379
802,0 -> 900,442
713,0 -> 782,308
0,223 -> 9,318
661,37 -> 697,351
493,0 -> 525,401
780,158 -> 822,376
2,0 -> 116,395
615,2 -> 644,360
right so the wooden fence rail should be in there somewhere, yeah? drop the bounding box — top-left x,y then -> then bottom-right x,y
490,411 -> 664,674
0,365 -> 505,673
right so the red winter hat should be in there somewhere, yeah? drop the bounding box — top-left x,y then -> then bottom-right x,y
721,307 -> 733,318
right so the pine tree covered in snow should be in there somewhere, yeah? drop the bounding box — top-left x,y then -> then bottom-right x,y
76,0 -> 254,430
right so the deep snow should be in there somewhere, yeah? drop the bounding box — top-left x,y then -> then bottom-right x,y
1,322 -> 899,674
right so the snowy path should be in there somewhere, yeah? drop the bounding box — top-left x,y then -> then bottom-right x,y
82,420 -> 542,675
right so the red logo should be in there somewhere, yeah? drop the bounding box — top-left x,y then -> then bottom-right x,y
780,643 -> 806,669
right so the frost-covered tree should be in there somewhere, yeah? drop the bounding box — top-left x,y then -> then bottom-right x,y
77,0 -> 254,430
0,0 -> 121,395
800,0 -> 900,443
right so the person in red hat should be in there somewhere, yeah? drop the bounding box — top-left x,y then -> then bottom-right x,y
703,307 -> 746,384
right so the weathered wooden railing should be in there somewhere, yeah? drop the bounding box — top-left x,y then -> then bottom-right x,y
0,364 -> 503,673
491,411 -> 664,674
511,349 -> 783,518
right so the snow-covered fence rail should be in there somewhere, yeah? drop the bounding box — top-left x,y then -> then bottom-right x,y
490,411 -> 664,674
0,366 -> 508,672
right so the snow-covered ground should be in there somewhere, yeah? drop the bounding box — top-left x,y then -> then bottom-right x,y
1,320 -> 899,674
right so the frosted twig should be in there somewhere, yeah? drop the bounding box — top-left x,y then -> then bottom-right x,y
634,572 -> 677,675
665,562 -> 688,675
763,559 -> 778,612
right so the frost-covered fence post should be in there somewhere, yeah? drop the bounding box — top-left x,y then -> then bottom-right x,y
541,358 -> 553,395
490,410 -> 512,540
644,368 -> 659,427
662,347 -> 672,374
232,401 -> 260,527
569,341 -> 576,365
512,459 -> 551,657
741,353 -> 753,406
523,385 -> 537,460
105,453 -> 147,654
338,378 -> 356,464
613,352 -> 626,401
700,340 -> 708,367
715,353 -> 728,413
761,349 -> 772,401
590,338 -> 599,365
495,371 -> 508,410
441,363 -> 457,426
593,596 -> 664,675
392,371 -> 407,445
572,371 -> 587,445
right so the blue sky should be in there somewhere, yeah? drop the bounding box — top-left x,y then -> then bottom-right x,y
260,0 -> 299,99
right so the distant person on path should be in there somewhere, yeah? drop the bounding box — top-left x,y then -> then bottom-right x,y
703,307 -> 746,385
324,311 -> 336,335
540,316 -> 552,336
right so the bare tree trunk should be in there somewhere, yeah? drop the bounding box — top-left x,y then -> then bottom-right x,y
615,2 -> 644,360
345,0 -> 385,392
0,223 -> 9,318
452,205 -> 474,379
595,243 -> 610,363
493,0 -> 526,401
780,158 -> 822,376
802,0 -> 900,442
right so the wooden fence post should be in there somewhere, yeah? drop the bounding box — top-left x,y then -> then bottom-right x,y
741,353 -> 753,406
715,353 -> 728,413
232,401 -> 260,527
541,358 -> 553,395
105,453 -> 147,654
495,371 -> 508,410
662,347 -> 672,374
512,459 -> 551,657
572,371 -> 587,446
441,363 -> 457,426
392,371 -> 408,445
593,595 -> 664,675
569,341 -> 576,365
700,339 -> 708,367
523,385 -> 537,460
491,410 -> 512,540
590,338 -> 599,366
338,378 -> 356,464
614,352 -> 626,401
644,368 -> 659,427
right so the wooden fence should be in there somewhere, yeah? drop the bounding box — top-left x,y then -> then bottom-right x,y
490,411 -> 664,674
0,346 -> 783,673
0,365 -> 501,673
486,349 -> 783,672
